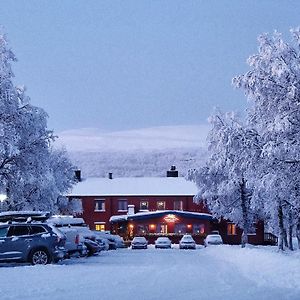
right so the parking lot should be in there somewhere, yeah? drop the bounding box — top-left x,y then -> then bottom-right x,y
1,245 -> 299,300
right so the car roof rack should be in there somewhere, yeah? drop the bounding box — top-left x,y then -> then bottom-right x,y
0,211 -> 51,223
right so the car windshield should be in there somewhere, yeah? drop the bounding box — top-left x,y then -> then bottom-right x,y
157,237 -> 169,242
133,237 -> 146,242
182,235 -> 193,241
207,235 -> 222,241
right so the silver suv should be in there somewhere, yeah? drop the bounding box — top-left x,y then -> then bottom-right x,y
0,223 -> 66,265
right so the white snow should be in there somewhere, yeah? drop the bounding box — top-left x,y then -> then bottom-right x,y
55,125 -> 210,152
69,177 -> 198,196
0,245 -> 299,300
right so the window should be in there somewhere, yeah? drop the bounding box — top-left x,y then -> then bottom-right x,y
30,225 -> 47,235
7,226 -> 30,237
95,223 -> 105,231
227,223 -> 237,235
174,200 -> 183,211
156,224 -> 168,234
0,227 -> 8,238
193,224 -> 205,234
157,201 -> 165,210
140,201 -> 148,210
174,224 -> 187,234
137,225 -> 149,235
118,199 -> 128,211
95,199 -> 105,211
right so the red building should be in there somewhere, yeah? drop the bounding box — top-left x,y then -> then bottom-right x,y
68,168 -> 266,245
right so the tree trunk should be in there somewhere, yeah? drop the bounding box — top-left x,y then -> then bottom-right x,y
240,177 -> 249,248
297,218 -> 300,250
288,212 -> 293,251
283,229 -> 288,248
278,205 -> 285,251
241,230 -> 248,248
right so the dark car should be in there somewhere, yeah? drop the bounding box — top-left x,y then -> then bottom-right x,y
0,223 -> 66,265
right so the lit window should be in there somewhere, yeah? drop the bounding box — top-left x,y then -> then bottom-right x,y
137,225 -> 149,235
174,200 -> 183,211
156,224 -> 168,234
140,201 -> 149,210
118,199 -> 128,211
174,224 -> 187,234
95,224 -> 105,231
157,201 -> 165,210
227,223 -> 237,235
193,224 -> 205,234
95,199 -> 105,211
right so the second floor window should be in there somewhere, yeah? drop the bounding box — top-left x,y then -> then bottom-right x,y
140,201 -> 148,210
95,199 -> 105,211
157,201 -> 165,210
118,199 -> 128,211
174,200 -> 183,211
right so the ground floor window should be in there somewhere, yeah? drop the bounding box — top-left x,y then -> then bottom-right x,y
193,224 -> 205,234
227,223 -> 237,235
95,223 -> 105,231
137,225 -> 149,235
174,224 -> 187,234
156,224 -> 168,234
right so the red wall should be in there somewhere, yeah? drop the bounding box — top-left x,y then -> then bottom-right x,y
75,195 -> 207,231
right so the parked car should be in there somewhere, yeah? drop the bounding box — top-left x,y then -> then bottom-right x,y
95,237 -> 109,251
84,238 -> 101,256
204,234 -> 223,247
93,231 -> 126,250
47,216 -> 98,256
155,237 -> 172,249
179,234 -> 196,249
0,223 -> 66,265
131,236 -> 148,249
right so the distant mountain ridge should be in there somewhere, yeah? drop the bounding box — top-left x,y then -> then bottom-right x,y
55,125 -> 209,177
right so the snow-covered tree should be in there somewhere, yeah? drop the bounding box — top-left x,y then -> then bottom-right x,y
0,31 -> 75,212
190,111 -> 261,247
233,29 -> 300,250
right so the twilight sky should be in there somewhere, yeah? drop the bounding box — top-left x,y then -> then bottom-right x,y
1,1 -> 300,133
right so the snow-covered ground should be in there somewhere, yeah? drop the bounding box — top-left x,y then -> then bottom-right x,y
1,245 -> 299,300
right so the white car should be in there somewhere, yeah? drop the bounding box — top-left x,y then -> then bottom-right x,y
155,237 -> 172,249
204,234 -> 223,247
131,237 -> 148,249
179,234 -> 196,249
47,216 -> 95,256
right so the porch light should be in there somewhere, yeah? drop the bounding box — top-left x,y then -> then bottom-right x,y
129,224 -> 134,229
187,224 -> 192,229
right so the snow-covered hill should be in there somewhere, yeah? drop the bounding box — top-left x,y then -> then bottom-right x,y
55,125 -> 210,177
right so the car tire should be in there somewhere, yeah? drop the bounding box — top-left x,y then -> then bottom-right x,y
30,248 -> 50,265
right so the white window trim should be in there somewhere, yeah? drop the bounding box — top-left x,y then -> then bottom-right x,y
118,199 -> 128,212
94,199 -> 106,212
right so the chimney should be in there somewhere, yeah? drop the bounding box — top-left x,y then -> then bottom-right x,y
167,165 -> 178,177
108,172 -> 113,180
127,205 -> 135,215
75,170 -> 81,182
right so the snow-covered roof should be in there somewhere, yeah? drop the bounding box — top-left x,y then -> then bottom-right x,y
68,177 -> 198,197
109,210 -> 212,223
